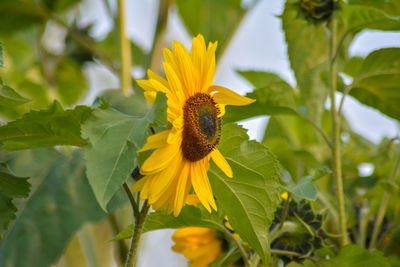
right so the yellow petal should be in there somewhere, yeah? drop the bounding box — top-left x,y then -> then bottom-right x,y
131,176 -> 148,192
148,152 -> 183,204
147,69 -> 169,90
216,104 -> 225,117
208,85 -> 255,105
163,62 -> 185,98
138,130 -> 170,152
191,161 -> 217,212
173,41 -> 196,95
137,79 -> 154,91
190,163 -> 211,213
173,162 -> 191,216
202,42 -> 217,92
210,149 -> 233,178
140,135 -> 181,175
144,91 -> 156,103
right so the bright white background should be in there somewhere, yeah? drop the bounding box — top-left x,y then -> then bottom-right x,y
75,0 -> 400,265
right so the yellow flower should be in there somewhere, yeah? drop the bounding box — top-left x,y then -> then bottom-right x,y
171,227 -> 222,267
132,34 -> 255,216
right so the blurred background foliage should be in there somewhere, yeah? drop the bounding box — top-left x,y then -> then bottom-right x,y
0,0 -> 399,266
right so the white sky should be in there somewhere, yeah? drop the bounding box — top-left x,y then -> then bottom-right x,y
77,0 -> 400,265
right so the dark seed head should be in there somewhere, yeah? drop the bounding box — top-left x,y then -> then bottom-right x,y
181,93 -> 221,162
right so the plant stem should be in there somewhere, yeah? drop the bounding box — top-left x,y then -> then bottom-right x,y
328,17 -> 348,245
270,249 -> 323,262
221,226 -> 250,267
125,201 -> 150,267
123,182 -> 140,220
279,193 -> 291,229
118,0 -> 132,96
369,153 -> 400,249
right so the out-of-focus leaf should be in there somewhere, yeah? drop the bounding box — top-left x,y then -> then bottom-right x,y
0,151 -> 125,267
0,163 -> 30,239
320,245 -> 390,267
237,70 -> 288,88
83,93 -> 167,211
224,71 -> 298,123
209,124 -> 282,264
0,1 -> 43,35
0,42 -> 3,67
0,101 -> 92,150
348,0 -> 400,16
281,1 -> 332,125
97,32 -> 149,68
55,58 -> 87,107
342,56 -> 363,78
0,0 -> 81,35
341,5 -> 400,34
176,0 -> 245,49
0,85 -> 30,107
345,48 -> 400,121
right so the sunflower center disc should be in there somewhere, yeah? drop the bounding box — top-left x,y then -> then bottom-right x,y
182,93 -> 221,162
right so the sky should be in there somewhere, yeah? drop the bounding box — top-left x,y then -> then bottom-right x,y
75,0 -> 400,265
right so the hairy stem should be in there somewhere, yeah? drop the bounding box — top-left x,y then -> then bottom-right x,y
118,0 -> 132,96
369,153 -> 400,249
221,226 -> 250,267
125,201 -> 150,267
328,18 -> 348,245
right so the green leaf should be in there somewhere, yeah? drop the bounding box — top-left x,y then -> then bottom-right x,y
55,58 -> 87,107
224,71 -> 298,123
0,85 -> 30,107
341,5 -> 400,34
288,176 -> 317,200
0,101 -> 92,150
321,245 -> 390,267
0,163 -> 30,239
0,163 -> 30,198
83,92 -> 167,211
144,205 -> 224,233
342,56 -> 364,78
0,151 -> 125,267
209,124 -> 282,264
176,0 -> 245,48
209,249 -> 242,267
287,166 -> 331,201
281,2 -> 331,124
346,48 -> 400,121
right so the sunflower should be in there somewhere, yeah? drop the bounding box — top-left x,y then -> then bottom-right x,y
171,227 -> 222,267
132,34 -> 254,216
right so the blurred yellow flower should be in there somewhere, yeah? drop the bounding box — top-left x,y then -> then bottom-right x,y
171,227 -> 222,267
132,34 -> 255,216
